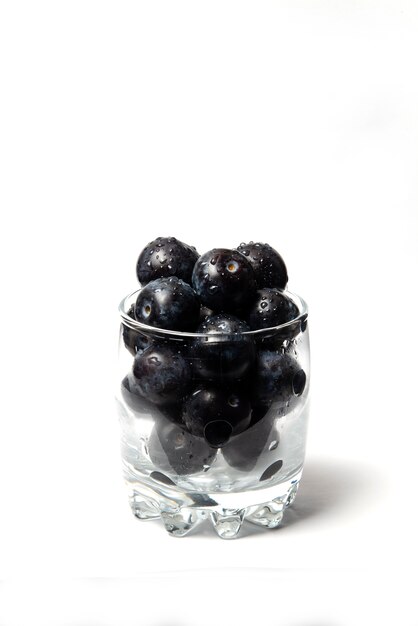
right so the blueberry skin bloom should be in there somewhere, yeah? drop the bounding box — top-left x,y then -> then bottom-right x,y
182,386 -> 252,447
191,313 -> 255,381
132,344 -> 192,405
247,288 -> 299,330
134,276 -> 200,332
136,236 -> 199,285
236,241 -> 288,289
192,248 -> 257,314
252,351 -> 307,407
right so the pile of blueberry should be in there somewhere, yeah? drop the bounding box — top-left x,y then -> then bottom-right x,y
121,237 -> 307,463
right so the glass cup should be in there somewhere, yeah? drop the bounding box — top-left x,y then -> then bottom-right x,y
116,289 -> 309,539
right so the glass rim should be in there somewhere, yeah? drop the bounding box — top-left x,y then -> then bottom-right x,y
119,288 -> 308,339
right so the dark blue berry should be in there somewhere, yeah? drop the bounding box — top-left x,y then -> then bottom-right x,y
148,415 -> 217,475
136,236 -> 199,285
190,314 -> 254,381
247,288 -> 299,330
252,350 -> 306,407
222,407 -> 277,471
132,344 -> 192,405
236,241 -> 288,289
134,276 -> 200,331
192,248 -> 256,314
182,386 -> 251,447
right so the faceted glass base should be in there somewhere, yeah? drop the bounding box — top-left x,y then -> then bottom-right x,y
127,469 -> 302,539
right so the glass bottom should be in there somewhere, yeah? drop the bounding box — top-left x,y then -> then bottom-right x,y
125,467 -> 302,539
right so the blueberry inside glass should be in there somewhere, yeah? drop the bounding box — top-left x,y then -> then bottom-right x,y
117,237 -> 310,538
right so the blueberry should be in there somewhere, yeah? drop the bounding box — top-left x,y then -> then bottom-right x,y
134,276 -> 200,331
190,314 -> 254,381
247,288 -> 299,330
122,305 -> 153,355
192,248 -> 256,314
148,415 -> 217,475
132,344 -> 192,405
252,350 -> 306,407
182,386 -> 252,447
136,236 -> 199,285
236,241 -> 288,289
222,407 -> 277,471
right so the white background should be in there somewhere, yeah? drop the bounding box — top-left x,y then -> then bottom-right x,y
1,0 -> 417,624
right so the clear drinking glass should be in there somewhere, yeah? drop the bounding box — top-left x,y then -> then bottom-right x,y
116,289 -> 309,539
